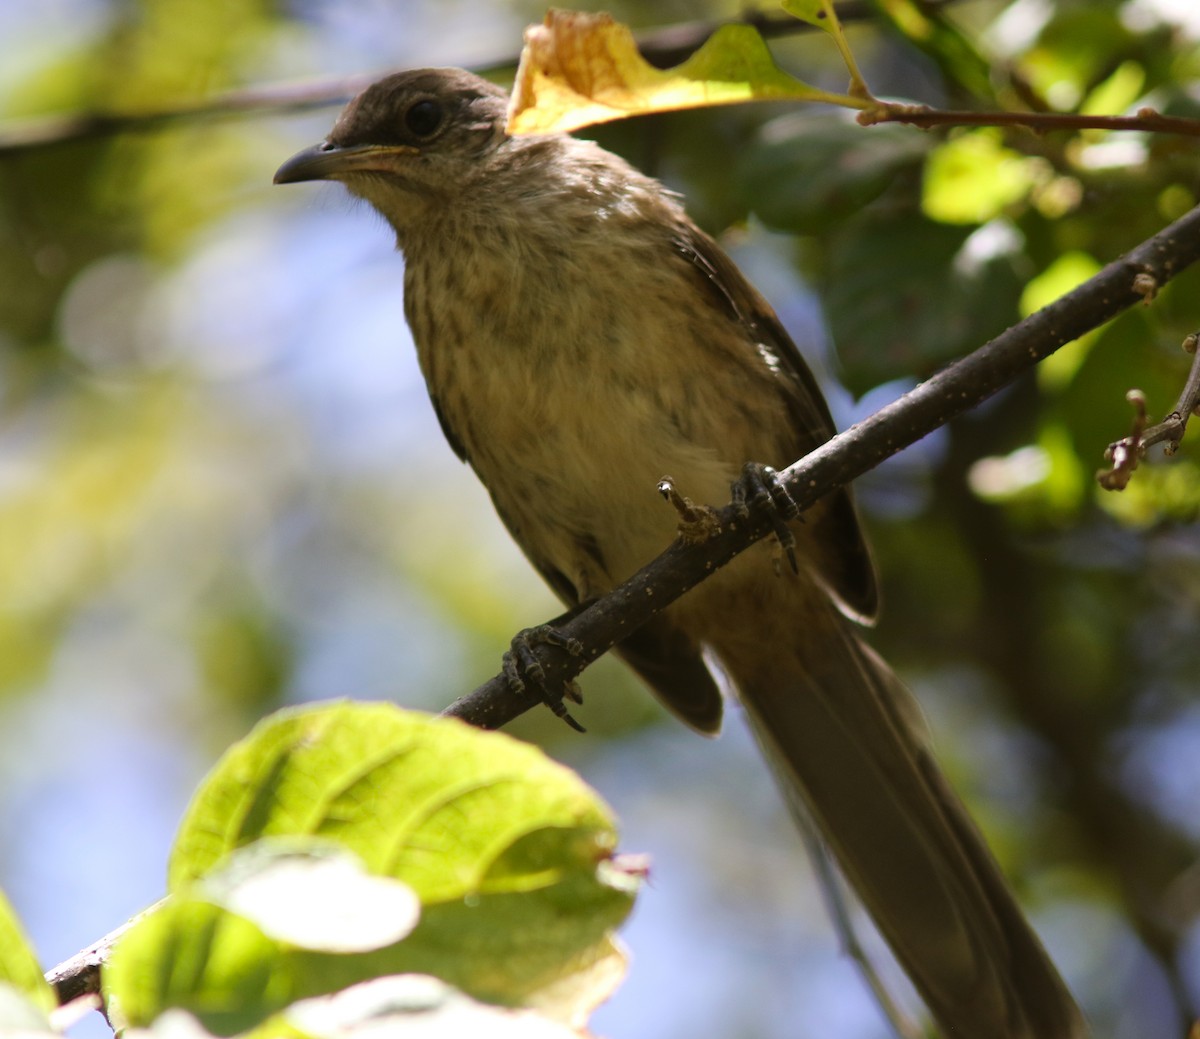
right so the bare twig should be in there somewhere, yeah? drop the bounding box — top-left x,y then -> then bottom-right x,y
858,102 -> 1200,138
45,900 -> 162,1005
1099,332 -> 1200,490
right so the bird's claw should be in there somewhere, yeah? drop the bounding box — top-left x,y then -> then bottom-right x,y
731,463 -> 800,575
502,625 -> 586,731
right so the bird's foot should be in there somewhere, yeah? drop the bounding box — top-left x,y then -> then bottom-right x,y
658,476 -> 721,544
502,624 -> 586,731
731,462 -> 800,575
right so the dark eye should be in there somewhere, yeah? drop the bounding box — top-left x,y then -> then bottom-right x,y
405,99 -> 443,139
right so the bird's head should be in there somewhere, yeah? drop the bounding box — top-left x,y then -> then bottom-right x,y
274,68 -> 514,227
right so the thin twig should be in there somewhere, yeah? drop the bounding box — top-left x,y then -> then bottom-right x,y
858,101 -> 1200,137
1099,332 -> 1200,490
45,900 -> 163,1005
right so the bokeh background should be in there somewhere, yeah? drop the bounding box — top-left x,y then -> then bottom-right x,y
2,1 -> 1199,1036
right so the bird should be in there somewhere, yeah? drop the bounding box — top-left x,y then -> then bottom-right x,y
274,66 -> 1087,1039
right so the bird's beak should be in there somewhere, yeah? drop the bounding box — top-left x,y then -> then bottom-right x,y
273,142 -> 419,184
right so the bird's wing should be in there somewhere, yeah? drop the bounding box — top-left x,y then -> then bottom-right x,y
672,225 -> 880,623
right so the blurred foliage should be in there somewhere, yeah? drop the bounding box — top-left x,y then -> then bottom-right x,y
1,1 -> 1199,1037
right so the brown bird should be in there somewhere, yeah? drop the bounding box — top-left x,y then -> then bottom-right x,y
275,68 -> 1086,1039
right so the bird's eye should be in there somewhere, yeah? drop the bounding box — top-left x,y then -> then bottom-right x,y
405,99 -> 443,139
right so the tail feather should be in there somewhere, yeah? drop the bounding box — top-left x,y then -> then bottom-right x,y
729,604 -> 1086,1039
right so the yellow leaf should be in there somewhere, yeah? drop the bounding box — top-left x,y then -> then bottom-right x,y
508,10 -> 853,136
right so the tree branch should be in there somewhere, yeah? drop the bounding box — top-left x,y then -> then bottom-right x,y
442,200 -> 1200,729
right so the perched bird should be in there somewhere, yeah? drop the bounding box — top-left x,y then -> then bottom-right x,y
275,68 -> 1086,1038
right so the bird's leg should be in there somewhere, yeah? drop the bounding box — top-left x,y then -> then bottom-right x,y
502,622 -> 586,731
731,462 -> 800,575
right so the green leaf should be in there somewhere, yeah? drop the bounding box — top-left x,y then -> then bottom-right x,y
198,843 -> 419,953
966,424 -> 1086,521
110,705 -> 637,1032
741,115 -> 929,235
0,888 -> 55,1014
780,0 -> 837,34
1019,8 -> 1136,111
922,130 -> 1040,225
106,899 -> 292,1037
169,702 -> 618,899
1020,252 -> 1103,392
780,0 -> 870,97
823,213 -> 1024,392
1098,458 -> 1200,526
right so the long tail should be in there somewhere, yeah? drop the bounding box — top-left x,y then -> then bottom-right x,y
727,600 -> 1086,1039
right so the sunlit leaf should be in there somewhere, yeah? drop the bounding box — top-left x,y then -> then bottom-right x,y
509,10 -> 855,136
968,425 -> 1085,522
1080,60 -> 1146,117
106,897 -> 291,1036
200,844 -> 420,953
107,705 -> 637,1032
922,129 -> 1041,225
1021,252 -> 1103,391
0,889 -> 55,1014
1097,459 -> 1200,525
780,0 -> 870,96
779,0 -> 834,33
1018,8 -> 1136,111
169,702 -> 619,900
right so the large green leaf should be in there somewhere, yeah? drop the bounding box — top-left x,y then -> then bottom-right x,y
108,704 -> 637,1033
169,702 -> 618,898
106,897 -> 289,1037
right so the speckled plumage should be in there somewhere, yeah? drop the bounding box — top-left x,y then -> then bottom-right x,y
275,68 -> 1084,1039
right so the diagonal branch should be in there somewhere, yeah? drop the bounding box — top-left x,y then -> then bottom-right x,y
442,200 -> 1200,730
